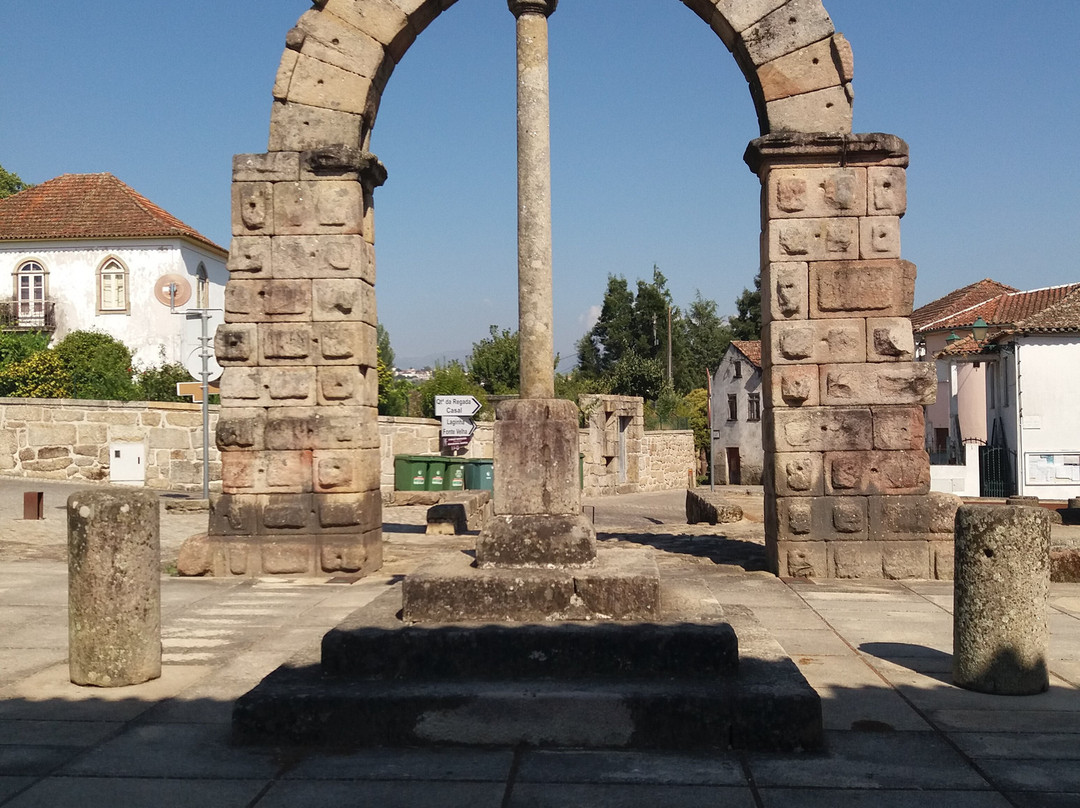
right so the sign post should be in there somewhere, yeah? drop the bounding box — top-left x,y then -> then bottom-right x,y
435,396 -> 481,450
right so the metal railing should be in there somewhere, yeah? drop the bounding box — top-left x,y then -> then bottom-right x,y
0,300 -> 57,332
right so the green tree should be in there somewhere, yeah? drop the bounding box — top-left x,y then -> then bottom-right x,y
729,272 -> 762,340
468,325 -> 520,395
680,291 -> 732,391
416,362 -> 488,419
0,164 -> 30,199
605,351 -> 665,401
376,323 -> 410,416
0,350 -> 73,398
134,362 -> 194,402
53,330 -> 136,401
376,322 -> 395,370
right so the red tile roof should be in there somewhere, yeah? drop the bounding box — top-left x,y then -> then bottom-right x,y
731,340 -> 762,368
1011,286 -> 1080,333
0,173 -> 225,254
930,283 -> 1080,332
911,279 -> 1017,332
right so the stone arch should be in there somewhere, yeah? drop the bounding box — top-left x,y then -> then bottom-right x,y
267,0 -> 852,149
214,0 -> 945,582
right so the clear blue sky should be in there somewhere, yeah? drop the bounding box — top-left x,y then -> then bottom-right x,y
4,1 -> 1078,367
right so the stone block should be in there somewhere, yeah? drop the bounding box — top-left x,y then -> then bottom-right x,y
776,495 -> 867,541
493,398 -> 582,516
295,9 -> 387,78
273,181 -> 364,236
319,322 -> 377,365
264,451 -> 314,491
881,541 -> 930,579
809,259 -> 916,318
148,428 -> 190,450
825,451 -> 930,496
426,503 -> 469,535
285,53 -> 373,117
318,0 -> 410,50
28,424 -> 77,446
265,406 -> 378,452
265,367 -> 318,404
859,216 -> 901,259
766,85 -> 852,135
872,405 -> 927,450
820,363 -> 936,406
227,237 -> 271,276
313,449 -> 381,493
768,217 -> 858,262
830,542 -> 884,579
317,365 -> 376,406
741,0 -> 836,65
766,319 -> 865,365
767,167 -> 865,219
868,492 -> 962,541
232,182 -> 273,236
769,365 -> 820,407
224,279 -> 312,322
233,152 -> 300,183
312,278 -> 376,323
215,323 -> 258,365
176,532 -> 211,577
476,513 -> 597,568
713,0 -> 789,35
763,261 -> 808,323
770,407 -> 872,452
932,541 -> 954,580
220,451 -> 256,491
757,36 -> 849,102
272,49 -> 299,100
867,318 -> 915,362
320,531 -> 381,574
218,366 -> 262,404
771,452 -> 824,496
781,541 -> 827,578
257,493 -> 315,533
269,101 -> 365,152
215,409 -> 265,452
272,235 -> 373,282
261,323 -> 313,363
868,166 -> 907,216
315,491 -> 381,532
261,541 -> 316,574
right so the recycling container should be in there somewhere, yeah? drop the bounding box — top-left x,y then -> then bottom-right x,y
444,457 -> 466,491
465,458 -> 494,491
426,457 -> 448,491
394,455 -> 427,491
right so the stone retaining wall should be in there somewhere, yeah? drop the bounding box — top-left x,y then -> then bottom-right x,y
0,399 -> 696,496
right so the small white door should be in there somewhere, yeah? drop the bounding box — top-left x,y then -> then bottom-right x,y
109,442 -> 146,485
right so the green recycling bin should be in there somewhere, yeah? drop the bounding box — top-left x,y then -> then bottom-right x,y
465,458 -> 494,491
444,457 -> 466,491
394,455 -> 427,491
426,457 -> 448,491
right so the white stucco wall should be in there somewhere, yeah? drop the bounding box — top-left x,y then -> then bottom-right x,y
710,345 -> 764,485
1003,336 -> 1080,499
0,237 -> 226,370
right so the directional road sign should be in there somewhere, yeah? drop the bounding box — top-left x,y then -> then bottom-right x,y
440,415 -> 476,439
435,395 -> 481,417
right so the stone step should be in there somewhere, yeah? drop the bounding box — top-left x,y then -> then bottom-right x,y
321,594 -> 739,680
232,660 -> 822,751
232,589 -> 823,752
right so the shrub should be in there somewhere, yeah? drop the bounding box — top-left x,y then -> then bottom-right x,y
53,330 -> 136,401
0,350 -> 73,398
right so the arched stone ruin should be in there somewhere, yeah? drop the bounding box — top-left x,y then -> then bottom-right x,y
209,0 -> 953,580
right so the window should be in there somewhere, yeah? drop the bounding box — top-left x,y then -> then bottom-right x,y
733,361 -> 742,379
727,394 -> 738,421
15,260 -> 46,326
747,393 -> 761,422
98,258 -> 128,313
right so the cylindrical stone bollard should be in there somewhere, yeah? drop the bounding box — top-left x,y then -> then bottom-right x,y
953,504 -> 1050,695
68,489 -> 161,686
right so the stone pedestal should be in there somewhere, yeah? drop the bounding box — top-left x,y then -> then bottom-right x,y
68,489 -> 161,687
953,505 -> 1050,695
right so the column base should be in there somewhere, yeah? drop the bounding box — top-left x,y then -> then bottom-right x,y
476,512 -> 596,567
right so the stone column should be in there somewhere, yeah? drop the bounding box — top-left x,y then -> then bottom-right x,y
745,133 -> 958,580
953,505 -> 1050,694
510,0 -> 556,400
68,489 -> 161,687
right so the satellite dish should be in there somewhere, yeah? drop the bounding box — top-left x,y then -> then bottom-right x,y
154,274 -> 192,307
184,346 -> 223,384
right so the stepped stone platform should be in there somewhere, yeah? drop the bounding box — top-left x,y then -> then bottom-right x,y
232,581 -> 823,752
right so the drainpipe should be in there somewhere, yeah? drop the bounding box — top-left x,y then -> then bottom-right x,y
1013,341 -> 1024,496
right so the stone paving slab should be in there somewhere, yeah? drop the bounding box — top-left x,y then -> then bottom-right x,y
2,778 -> 268,808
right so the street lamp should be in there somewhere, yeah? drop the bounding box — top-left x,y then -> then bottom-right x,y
972,317 -> 988,343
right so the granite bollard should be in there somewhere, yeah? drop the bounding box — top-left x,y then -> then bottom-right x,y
68,488 -> 162,687
953,504 -> 1049,695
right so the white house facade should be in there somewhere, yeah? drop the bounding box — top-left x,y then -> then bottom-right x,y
0,174 -> 227,370
710,340 -> 763,485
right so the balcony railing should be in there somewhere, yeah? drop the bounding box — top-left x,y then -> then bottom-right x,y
0,300 -> 57,332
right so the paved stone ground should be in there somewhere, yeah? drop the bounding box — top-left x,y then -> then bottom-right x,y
1,477 -> 1079,806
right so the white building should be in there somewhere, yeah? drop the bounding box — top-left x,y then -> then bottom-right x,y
0,173 -> 227,369
710,340 -> 763,485
932,283 -> 1080,500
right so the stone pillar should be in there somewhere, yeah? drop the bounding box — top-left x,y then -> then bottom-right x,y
510,0 -> 556,400
209,147 -> 388,577
953,505 -> 1050,695
68,489 -> 161,687
745,133 -> 956,580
